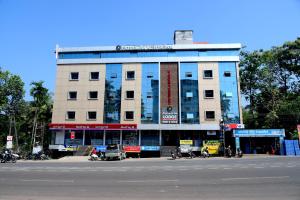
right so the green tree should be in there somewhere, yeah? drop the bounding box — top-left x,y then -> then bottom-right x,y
30,81 -> 52,151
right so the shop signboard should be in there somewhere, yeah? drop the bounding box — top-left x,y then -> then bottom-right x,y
141,146 -> 160,151
180,140 -> 193,145
49,123 -> 137,130
207,130 -> 216,136
233,129 -> 285,137
123,146 -> 141,153
161,107 -> 178,124
204,140 -> 221,155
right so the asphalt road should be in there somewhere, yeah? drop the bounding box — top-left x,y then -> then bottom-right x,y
0,156 -> 299,200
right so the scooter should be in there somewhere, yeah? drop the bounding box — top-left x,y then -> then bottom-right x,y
171,150 -> 176,160
1,151 -> 17,163
201,150 -> 210,158
236,149 -> 243,158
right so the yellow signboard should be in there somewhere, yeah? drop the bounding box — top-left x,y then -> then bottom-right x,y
204,140 -> 221,155
180,140 -> 193,145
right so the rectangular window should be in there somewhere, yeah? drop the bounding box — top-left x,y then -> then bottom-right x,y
87,111 -> 97,120
204,90 -> 214,98
224,71 -> 231,77
186,92 -> 193,98
90,72 -> 99,80
205,111 -> 215,120
126,71 -> 135,80
88,91 -> 98,99
125,111 -> 134,120
185,72 -> 192,78
203,70 -> 213,78
68,91 -> 77,100
70,72 -> 79,80
146,92 -> 153,98
186,113 -> 194,119
225,92 -> 233,97
145,113 -> 152,119
126,91 -> 134,99
110,73 -> 117,78
66,111 -> 75,120
147,72 -> 153,78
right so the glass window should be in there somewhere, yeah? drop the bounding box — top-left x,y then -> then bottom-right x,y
187,113 -> 194,119
141,130 -> 159,146
110,73 -> 117,78
186,92 -> 193,98
88,91 -> 98,99
219,62 -> 240,123
90,72 -> 99,80
122,131 -> 139,146
125,111 -> 134,120
203,70 -> 213,78
180,63 -> 199,124
141,63 -> 159,124
104,64 -> 122,123
204,90 -> 214,98
66,111 -> 75,120
126,71 -> 135,80
105,131 -> 120,145
185,72 -> 192,78
126,91 -> 134,99
205,111 -> 215,120
87,111 -> 97,120
147,72 -> 153,78
224,71 -> 231,77
68,91 -> 77,100
70,72 -> 79,80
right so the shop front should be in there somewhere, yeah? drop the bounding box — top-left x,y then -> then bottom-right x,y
233,129 -> 285,155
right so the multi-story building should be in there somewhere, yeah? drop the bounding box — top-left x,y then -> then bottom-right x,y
49,30 -> 243,156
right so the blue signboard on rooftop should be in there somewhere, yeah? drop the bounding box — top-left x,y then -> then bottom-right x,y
233,129 -> 285,137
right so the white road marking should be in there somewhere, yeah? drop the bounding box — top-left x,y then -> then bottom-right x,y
270,166 -> 281,168
254,166 -> 264,169
117,179 -> 178,183
221,176 -> 290,181
21,179 -> 74,183
223,168 -> 232,170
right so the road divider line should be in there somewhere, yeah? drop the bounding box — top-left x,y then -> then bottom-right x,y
21,179 -> 74,183
221,176 -> 290,181
117,179 -> 178,183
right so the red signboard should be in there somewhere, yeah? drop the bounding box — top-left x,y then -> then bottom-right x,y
225,124 -> 245,130
70,131 -> 75,140
49,123 -> 137,130
123,146 -> 141,153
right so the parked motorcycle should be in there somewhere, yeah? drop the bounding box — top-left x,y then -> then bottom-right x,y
224,146 -> 232,158
33,151 -> 49,160
236,148 -> 243,158
170,150 -> 176,160
1,150 -> 18,163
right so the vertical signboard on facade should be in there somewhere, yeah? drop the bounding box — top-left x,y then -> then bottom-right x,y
160,63 -> 179,124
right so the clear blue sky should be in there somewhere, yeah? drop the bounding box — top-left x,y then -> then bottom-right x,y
0,0 -> 300,100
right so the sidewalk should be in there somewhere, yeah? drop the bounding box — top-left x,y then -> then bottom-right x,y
18,154 -> 290,163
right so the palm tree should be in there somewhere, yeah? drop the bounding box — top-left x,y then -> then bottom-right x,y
30,81 -> 50,152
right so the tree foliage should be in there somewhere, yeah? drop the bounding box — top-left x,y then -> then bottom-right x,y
240,38 -> 300,138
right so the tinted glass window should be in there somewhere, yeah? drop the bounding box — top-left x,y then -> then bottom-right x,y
67,111 -> 75,120
68,91 -> 77,100
90,72 -> 99,80
206,111 -> 215,119
70,72 -> 79,80
126,91 -> 134,99
87,111 -> 97,120
125,111 -> 134,120
126,71 -> 135,79
205,90 -> 214,98
89,91 -> 98,99
203,70 -> 213,78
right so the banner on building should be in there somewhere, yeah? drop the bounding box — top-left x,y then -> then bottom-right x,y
204,140 -> 221,155
180,140 -> 193,145
123,146 -> 141,153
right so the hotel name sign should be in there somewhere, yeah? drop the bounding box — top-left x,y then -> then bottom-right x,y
116,45 -> 173,51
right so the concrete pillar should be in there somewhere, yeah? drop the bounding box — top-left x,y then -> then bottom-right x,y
103,130 -> 106,145
120,130 -> 123,145
82,130 -> 86,146
138,130 -> 141,146
159,130 -> 162,146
